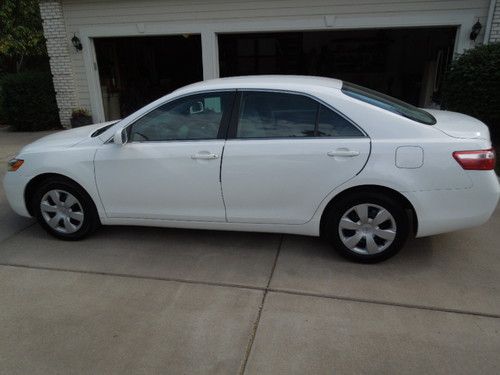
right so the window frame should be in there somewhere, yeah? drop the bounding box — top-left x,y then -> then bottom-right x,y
227,89 -> 367,140
124,90 -> 237,143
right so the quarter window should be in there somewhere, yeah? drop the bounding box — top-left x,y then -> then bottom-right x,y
129,92 -> 233,142
317,105 -> 364,137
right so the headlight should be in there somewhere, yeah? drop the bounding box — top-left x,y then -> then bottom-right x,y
7,158 -> 24,172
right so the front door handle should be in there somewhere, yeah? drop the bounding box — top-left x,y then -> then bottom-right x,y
327,150 -> 360,157
191,152 -> 219,160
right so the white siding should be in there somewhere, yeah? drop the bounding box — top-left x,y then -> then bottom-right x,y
59,0 -> 491,118
490,0 -> 500,42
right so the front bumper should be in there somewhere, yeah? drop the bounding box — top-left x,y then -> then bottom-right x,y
3,172 -> 31,217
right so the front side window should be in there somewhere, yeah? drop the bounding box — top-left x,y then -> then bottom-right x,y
236,91 -> 363,138
342,82 -> 436,125
129,92 -> 233,142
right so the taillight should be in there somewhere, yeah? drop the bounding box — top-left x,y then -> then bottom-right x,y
452,148 -> 496,170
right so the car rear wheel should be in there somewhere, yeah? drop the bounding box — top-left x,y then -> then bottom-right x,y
32,178 -> 99,240
324,192 -> 410,263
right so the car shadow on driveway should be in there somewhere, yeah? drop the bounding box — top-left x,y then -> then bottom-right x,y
0,224 -> 281,289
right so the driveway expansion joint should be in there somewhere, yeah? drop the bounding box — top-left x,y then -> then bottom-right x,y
265,288 -> 500,319
239,234 -> 284,375
0,262 -> 264,293
1,255 -> 499,321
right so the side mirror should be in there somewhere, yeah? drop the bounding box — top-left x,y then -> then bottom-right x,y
189,101 -> 204,114
113,128 -> 128,145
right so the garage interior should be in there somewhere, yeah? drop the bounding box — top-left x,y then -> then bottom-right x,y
94,27 -> 456,121
219,27 -> 456,107
94,35 -> 203,120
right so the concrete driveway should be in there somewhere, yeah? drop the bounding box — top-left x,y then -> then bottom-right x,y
1,128 -> 499,374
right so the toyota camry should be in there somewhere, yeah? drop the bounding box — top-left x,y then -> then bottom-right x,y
4,76 -> 499,262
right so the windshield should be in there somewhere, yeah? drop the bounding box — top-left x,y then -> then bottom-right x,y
341,82 -> 436,125
91,124 -> 114,137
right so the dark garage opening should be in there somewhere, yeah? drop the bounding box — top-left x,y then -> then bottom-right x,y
218,27 -> 456,106
95,35 -> 203,120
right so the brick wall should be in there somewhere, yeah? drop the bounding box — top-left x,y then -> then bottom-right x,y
490,1 -> 500,42
39,0 -> 77,128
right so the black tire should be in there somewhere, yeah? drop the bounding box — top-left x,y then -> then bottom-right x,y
323,192 -> 410,263
32,177 -> 100,240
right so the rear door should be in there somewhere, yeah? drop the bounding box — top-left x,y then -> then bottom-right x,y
221,90 -> 370,224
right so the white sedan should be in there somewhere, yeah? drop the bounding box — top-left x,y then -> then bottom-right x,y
4,76 -> 499,262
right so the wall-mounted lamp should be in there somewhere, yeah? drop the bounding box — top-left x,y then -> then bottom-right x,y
71,33 -> 82,51
470,20 -> 482,41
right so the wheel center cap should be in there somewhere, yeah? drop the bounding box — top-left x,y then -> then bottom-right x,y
361,224 -> 373,233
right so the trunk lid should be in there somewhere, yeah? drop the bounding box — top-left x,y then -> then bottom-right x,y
426,109 -> 491,140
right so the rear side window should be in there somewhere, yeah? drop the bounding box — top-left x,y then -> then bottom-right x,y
236,91 -> 363,138
237,92 -> 317,138
342,82 -> 436,125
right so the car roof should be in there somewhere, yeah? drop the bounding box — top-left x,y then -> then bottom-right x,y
174,75 -> 344,95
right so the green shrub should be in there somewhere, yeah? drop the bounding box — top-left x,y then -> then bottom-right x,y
0,71 -> 59,131
443,43 -> 500,145
0,77 -> 5,125
0,73 -> 8,125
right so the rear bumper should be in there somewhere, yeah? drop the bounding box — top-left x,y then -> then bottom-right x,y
3,172 -> 31,217
406,172 -> 500,238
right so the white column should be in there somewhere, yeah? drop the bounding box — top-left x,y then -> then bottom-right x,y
201,31 -> 220,80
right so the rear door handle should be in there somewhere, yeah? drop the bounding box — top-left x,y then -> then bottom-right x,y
191,152 -> 219,160
327,150 -> 360,157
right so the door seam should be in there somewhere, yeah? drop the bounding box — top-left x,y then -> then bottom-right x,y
219,142 -> 229,222
92,148 -> 110,218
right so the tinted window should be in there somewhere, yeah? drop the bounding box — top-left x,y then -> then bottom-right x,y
129,92 -> 232,141
318,105 -> 363,137
237,92 -> 317,138
342,82 -> 436,125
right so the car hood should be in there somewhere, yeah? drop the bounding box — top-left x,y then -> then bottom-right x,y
19,121 -> 119,153
426,109 -> 491,140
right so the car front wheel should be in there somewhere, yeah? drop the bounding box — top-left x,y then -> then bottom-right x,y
324,192 -> 410,263
32,177 -> 99,240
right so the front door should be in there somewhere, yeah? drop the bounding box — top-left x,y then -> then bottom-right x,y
94,91 -> 235,221
221,91 -> 370,224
